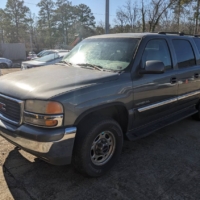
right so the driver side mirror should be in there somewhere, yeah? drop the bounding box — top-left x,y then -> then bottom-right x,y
139,60 -> 165,74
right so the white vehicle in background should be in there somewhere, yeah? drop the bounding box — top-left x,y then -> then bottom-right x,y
0,58 -> 13,68
21,52 -> 69,70
29,49 -> 70,60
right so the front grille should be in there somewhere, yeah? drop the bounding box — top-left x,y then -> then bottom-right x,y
0,95 -> 22,124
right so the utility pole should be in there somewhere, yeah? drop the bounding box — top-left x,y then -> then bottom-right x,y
105,0 -> 109,34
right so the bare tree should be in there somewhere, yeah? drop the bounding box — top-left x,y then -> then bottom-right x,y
114,0 -> 138,32
148,0 -> 177,32
114,8 -> 127,32
124,0 -> 138,31
96,20 -> 105,35
141,0 -> 146,32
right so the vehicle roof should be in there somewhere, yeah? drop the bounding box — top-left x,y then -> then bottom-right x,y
0,57 -> 10,60
87,33 -> 198,39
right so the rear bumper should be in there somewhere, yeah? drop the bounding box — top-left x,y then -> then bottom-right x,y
0,119 -> 77,165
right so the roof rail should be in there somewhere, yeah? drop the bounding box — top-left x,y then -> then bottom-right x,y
158,31 -> 200,37
158,31 -> 185,36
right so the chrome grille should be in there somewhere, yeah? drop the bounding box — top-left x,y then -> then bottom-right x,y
0,94 -> 23,125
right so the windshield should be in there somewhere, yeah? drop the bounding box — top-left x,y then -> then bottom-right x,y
62,38 -> 140,71
37,50 -> 46,57
35,53 -> 59,62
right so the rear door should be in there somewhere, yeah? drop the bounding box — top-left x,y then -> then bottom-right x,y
172,39 -> 200,110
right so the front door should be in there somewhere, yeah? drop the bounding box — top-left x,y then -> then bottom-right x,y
133,38 -> 178,128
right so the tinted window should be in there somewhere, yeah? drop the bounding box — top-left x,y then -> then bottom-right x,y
173,40 -> 195,68
141,39 -> 172,70
193,38 -> 200,53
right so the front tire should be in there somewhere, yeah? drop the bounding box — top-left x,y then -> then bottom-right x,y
72,118 -> 123,177
0,63 -> 8,68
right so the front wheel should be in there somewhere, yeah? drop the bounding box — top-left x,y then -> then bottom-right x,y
72,118 -> 123,177
0,63 -> 8,68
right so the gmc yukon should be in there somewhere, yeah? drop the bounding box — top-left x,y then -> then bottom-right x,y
1,32 -> 200,177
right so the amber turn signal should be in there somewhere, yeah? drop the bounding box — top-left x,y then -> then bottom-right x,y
45,119 -> 58,127
46,102 -> 63,114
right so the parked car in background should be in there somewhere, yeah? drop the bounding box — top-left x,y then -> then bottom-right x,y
28,51 -> 36,55
32,49 -> 70,60
0,57 -> 13,68
27,53 -> 37,60
21,52 -> 69,70
36,50 -> 53,58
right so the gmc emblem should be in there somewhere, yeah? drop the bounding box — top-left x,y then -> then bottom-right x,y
0,102 -> 6,111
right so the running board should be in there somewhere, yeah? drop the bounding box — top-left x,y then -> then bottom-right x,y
126,105 -> 198,141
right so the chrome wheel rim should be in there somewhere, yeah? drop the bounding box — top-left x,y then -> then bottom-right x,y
91,131 -> 116,166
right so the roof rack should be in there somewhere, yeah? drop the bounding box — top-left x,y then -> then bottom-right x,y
158,31 -> 199,37
158,32 -> 185,36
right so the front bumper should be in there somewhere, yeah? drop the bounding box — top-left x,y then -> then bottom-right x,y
0,119 -> 77,165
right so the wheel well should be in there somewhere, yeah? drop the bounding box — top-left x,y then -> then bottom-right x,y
0,63 -> 8,68
76,105 -> 129,135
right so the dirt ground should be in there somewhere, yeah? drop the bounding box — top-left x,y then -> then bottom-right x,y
1,69 -> 200,200
1,68 -> 20,75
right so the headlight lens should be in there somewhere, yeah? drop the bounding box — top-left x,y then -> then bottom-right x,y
25,100 -> 63,114
24,100 -> 64,128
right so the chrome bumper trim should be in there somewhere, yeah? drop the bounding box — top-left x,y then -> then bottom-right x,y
0,127 -> 77,153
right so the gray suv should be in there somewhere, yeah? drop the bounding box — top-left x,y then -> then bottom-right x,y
1,32 -> 200,177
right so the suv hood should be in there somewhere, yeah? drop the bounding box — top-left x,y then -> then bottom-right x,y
0,64 -> 119,99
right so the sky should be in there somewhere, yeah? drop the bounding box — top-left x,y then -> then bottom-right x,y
0,0 -> 127,25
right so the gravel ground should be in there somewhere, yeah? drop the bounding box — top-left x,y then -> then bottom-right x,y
1,69 -> 200,200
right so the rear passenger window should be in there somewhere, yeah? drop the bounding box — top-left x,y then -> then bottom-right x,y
172,40 -> 195,68
193,38 -> 200,53
141,39 -> 172,70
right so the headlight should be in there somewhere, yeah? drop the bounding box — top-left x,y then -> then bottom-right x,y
24,100 -> 64,128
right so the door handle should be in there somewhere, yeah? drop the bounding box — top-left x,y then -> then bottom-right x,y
194,73 -> 199,79
170,77 -> 177,84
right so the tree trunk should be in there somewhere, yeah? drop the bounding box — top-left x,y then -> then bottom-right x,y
195,0 -> 200,34
141,0 -> 146,32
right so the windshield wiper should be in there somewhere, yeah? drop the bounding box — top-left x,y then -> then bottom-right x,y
76,63 -> 103,71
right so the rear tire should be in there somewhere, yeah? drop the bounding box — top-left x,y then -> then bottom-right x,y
72,118 -> 123,177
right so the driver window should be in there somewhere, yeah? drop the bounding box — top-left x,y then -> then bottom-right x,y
141,39 -> 172,70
